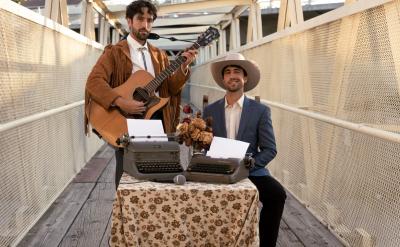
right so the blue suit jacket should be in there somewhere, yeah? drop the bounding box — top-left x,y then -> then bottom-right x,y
203,96 -> 277,176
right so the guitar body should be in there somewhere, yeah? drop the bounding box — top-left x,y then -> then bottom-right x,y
88,70 -> 169,147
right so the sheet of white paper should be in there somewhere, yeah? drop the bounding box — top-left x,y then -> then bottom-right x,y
127,119 -> 167,142
206,136 -> 250,159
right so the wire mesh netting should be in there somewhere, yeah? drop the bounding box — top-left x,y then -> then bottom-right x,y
190,1 -> 400,246
0,8 -> 104,246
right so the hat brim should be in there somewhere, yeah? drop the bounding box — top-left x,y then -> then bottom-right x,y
211,59 -> 260,92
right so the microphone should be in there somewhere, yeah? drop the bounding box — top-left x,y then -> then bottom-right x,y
147,33 -> 194,43
148,32 -> 160,40
173,174 -> 186,185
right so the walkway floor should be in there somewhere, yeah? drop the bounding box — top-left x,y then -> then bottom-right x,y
17,145 -> 343,247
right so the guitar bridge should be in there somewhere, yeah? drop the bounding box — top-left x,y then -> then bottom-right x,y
146,96 -> 160,108
123,96 -> 161,119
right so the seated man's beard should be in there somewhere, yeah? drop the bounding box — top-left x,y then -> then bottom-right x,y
227,79 -> 242,92
228,88 -> 241,92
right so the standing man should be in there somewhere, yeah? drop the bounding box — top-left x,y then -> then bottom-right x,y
84,0 -> 197,188
203,53 -> 286,247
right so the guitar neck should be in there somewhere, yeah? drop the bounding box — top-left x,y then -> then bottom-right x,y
144,42 -> 200,92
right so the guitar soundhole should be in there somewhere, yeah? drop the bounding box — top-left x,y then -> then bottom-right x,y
133,87 -> 149,103
128,87 -> 161,119
127,96 -> 160,119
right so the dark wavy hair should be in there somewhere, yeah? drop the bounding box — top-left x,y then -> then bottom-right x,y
126,0 -> 158,21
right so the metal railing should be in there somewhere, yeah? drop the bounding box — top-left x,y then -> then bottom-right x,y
0,1 -> 104,246
188,0 -> 400,246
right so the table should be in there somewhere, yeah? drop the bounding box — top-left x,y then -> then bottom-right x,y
110,173 -> 260,247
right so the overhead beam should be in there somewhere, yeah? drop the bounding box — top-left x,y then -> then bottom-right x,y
80,0 -> 95,40
232,5 -> 249,18
246,1 -> 262,42
152,26 -> 209,35
154,14 -> 230,27
277,0 -> 304,31
219,4 -> 250,30
115,0 -> 251,18
256,2 -> 262,39
91,0 -> 124,34
148,39 -> 193,50
218,29 -> 227,55
158,0 -> 251,15
59,0 -> 68,26
229,16 -> 240,50
44,0 -> 69,27
277,0 -> 288,31
221,19 -> 232,30
99,16 -> 110,45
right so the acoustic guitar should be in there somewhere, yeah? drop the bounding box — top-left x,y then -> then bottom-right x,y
87,27 -> 220,147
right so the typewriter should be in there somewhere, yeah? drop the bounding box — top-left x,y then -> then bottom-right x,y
121,136 -> 184,182
185,154 -> 254,184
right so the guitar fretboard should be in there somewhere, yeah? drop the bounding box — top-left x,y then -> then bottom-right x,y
144,42 -> 200,93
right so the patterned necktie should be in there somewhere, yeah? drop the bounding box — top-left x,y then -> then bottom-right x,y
137,47 -> 148,71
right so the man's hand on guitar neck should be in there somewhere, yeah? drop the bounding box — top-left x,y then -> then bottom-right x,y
113,97 -> 146,115
181,48 -> 198,72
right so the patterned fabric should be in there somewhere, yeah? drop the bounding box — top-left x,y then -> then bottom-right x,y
110,173 -> 260,247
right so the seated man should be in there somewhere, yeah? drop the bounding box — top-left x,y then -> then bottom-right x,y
203,53 -> 286,247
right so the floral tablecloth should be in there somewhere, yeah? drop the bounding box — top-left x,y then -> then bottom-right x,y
110,173 -> 259,247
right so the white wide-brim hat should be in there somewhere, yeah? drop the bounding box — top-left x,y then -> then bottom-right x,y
211,53 -> 260,92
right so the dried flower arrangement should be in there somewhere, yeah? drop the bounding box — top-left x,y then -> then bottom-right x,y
176,104 -> 213,152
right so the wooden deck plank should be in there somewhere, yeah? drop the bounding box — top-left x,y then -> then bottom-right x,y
16,183 -> 95,247
93,144 -> 114,160
94,144 -> 115,159
58,182 -> 114,247
100,215 -> 112,247
98,156 -> 116,184
282,193 -> 344,246
73,143 -> 113,183
73,156 -> 113,183
277,220 -> 304,247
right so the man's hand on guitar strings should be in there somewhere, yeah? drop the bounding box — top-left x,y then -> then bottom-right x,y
114,97 -> 146,115
181,48 -> 198,71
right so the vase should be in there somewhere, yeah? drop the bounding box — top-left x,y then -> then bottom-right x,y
192,142 -> 204,156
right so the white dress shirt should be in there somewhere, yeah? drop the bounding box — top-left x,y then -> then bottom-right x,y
225,94 -> 244,139
127,35 -> 162,98
127,34 -> 155,77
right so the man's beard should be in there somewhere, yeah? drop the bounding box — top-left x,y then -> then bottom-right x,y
132,28 -> 149,41
227,87 -> 241,93
226,80 -> 243,92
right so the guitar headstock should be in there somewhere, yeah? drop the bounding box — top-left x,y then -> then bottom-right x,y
196,27 -> 220,47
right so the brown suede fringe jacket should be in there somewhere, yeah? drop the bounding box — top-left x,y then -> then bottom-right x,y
84,40 -> 190,136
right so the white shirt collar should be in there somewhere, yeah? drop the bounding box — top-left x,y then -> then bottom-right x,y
127,34 -> 148,51
225,94 -> 245,108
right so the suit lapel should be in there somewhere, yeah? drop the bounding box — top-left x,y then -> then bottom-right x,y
148,43 -> 161,76
214,99 -> 227,138
236,96 -> 250,140
119,40 -> 132,63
